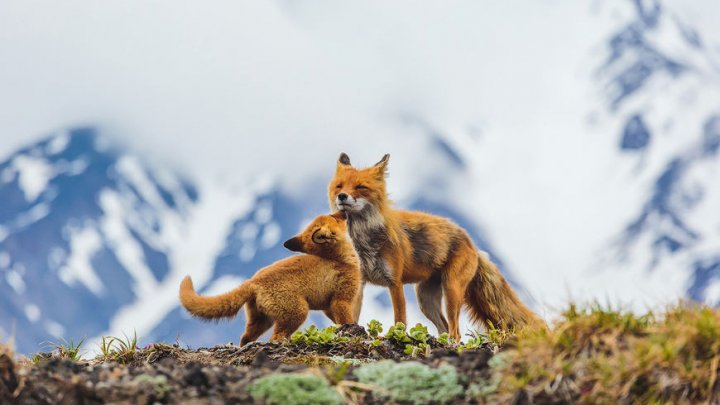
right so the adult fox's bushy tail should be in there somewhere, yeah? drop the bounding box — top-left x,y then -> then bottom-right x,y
179,276 -> 255,319
465,253 -> 545,330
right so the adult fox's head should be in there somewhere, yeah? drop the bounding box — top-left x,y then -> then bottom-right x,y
327,153 -> 390,214
283,212 -> 352,260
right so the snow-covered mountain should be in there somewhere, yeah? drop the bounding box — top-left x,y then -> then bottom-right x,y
592,0 -> 720,306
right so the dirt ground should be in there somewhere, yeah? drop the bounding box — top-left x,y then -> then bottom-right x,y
0,324 -> 498,405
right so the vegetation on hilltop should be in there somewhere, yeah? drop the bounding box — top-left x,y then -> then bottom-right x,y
0,302 -> 719,404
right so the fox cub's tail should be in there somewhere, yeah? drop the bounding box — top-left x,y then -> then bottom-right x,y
179,276 -> 254,319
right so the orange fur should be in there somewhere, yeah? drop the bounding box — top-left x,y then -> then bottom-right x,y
328,153 -> 544,340
179,213 -> 361,345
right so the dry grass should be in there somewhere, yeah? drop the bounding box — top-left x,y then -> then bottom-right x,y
487,302 -> 720,404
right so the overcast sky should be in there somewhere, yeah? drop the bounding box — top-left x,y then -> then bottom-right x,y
0,1 -> 610,186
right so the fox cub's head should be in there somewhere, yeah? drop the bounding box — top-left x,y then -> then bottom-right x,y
283,212 -> 350,259
328,153 -> 389,214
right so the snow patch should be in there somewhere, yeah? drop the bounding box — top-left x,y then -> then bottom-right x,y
25,304 -> 40,322
116,155 -> 166,208
58,224 -> 105,296
0,251 -> 10,269
203,275 -> 246,295
46,132 -> 70,155
254,201 -> 273,224
260,222 -> 281,249
239,244 -> 256,262
5,269 -> 26,294
12,154 -> 54,202
98,189 -> 159,297
704,280 -> 720,304
44,321 -> 65,338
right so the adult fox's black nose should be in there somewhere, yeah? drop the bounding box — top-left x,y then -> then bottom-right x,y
338,193 -> 348,202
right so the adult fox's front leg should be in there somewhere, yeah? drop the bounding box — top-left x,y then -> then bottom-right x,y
386,256 -> 408,325
352,281 -> 365,323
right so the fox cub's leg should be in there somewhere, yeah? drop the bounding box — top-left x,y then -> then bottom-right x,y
416,275 -> 449,334
330,299 -> 355,325
323,309 -> 337,324
240,303 -> 273,346
269,300 -> 309,342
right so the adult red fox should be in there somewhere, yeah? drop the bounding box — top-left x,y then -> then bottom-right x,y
328,153 -> 544,340
179,213 -> 361,345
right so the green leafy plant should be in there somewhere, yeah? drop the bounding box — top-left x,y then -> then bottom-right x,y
247,373 -> 343,405
404,323 -> 431,357
354,360 -> 463,404
290,325 -> 348,346
458,332 -> 486,353
385,322 -> 411,344
367,320 -> 383,337
437,332 -> 454,346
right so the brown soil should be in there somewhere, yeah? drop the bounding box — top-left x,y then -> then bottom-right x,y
0,325 -> 498,405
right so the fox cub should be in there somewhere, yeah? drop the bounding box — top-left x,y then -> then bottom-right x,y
179,213 -> 360,345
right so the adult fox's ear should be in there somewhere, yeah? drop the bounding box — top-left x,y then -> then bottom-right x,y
372,153 -> 390,180
283,236 -> 304,253
336,153 -> 352,173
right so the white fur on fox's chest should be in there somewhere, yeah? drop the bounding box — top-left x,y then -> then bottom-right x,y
347,208 -> 394,286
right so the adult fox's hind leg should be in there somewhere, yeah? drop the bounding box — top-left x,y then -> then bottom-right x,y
240,302 -> 273,346
441,245 -> 478,341
416,274 -> 449,334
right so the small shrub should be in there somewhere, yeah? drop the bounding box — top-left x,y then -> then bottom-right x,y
437,332 -> 453,346
247,373 -> 343,405
385,322 -> 411,344
367,320 -> 383,337
458,332 -> 486,353
133,374 -> 170,399
354,360 -> 463,404
290,325 -> 348,346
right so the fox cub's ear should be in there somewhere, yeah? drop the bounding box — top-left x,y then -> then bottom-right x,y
372,153 -> 390,179
311,229 -> 333,244
283,236 -> 304,253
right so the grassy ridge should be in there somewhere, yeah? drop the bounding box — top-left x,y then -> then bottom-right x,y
492,303 -> 720,403
2,303 -> 719,404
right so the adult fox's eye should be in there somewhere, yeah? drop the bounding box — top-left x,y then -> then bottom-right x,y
355,185 -> 367,190
336,184 -> 343,189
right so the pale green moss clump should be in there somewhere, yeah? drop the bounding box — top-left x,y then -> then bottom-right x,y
247,373 -> 342,405
354,360 -> 463,404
